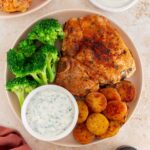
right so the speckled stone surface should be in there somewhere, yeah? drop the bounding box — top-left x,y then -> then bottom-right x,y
0,0 -> 150,149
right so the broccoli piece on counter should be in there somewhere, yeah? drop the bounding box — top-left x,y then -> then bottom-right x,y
6,77 -> 38,107
28,19 -> 64,45
17,39 -> 36,57
40,45 -> 59,82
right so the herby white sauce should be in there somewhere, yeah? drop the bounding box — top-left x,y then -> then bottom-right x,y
26,90 -> 74,138
93,0 -> 133,8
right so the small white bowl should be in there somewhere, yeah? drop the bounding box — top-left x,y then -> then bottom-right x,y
89,0 -> 138,12
21,85 -> 78,142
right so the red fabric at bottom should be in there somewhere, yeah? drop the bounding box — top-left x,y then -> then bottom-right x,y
0,126 -> 31,150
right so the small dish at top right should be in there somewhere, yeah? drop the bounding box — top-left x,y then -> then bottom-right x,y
89,0 -> 138,12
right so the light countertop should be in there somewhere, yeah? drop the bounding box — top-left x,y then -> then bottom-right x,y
0,0 -> 150,149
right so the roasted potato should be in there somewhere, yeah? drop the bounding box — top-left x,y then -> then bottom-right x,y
97,121 -> 121,139
86,92 -> 107,113
115,80 -> 136,102
104,101 -> 127,121
100,87 -> 121,102
77,100 -> 89,124
119,111 -> 128,124
73,124 -> 95,144
86,113 -> 109,136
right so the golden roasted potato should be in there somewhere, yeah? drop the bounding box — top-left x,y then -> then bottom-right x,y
97,121 -> 121,139
73,124 -> 95,144
115,80 -> 136,102
100,87 -> 121,102
86,92 -> 107,113
104,101 -> 127,121
119,111 -> 128,124
77,100 -> 89,124
86,113 -> 109,136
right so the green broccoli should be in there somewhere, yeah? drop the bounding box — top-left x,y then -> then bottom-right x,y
7,49 -> 25,77
25,51 -> 48,85
6,77 -> 38,107
28,19 -> 64,45
7,49 -> 48,85
17,39 -> 36,57
7,18 -> 62,86
40,45 -> 59,82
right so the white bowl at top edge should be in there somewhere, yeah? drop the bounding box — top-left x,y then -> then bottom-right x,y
0,0 -> 52,19
5,9 -> 142,147
21,85 -> 78,142
89,0 -> 138,12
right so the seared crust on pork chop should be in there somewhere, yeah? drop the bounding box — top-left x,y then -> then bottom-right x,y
56,15 -> 136,96
56,57 -> 99,96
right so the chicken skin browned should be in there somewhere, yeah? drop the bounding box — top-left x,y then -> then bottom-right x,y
56,15 -> 136,96
0,0 -> 32,12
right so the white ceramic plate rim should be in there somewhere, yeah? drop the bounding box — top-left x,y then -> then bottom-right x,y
5,9 -> 143,147
89,0 -> 138,12
0,0 -> 52,19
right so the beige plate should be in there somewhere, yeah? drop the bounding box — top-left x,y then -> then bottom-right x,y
0,0 -> 52,19
5,9 -> 142,147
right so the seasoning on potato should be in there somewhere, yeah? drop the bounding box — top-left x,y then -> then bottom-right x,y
86,113 -> 109,136
86,92 -> 107,113
115,80 -> 136,102
101,87 -> 121,102
97,121 -> 121,139
119,111 -> 128,124
77,100 -> 89,124
73,124 -> 95,144
104,101 -> 127,121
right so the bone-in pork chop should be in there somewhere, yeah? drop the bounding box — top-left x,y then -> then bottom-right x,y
56,15 -> 136,96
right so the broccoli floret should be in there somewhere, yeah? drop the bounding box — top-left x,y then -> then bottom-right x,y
40,45 -> 59,82
28,19 -> 64,45
6,77 -> 38,107
25,51 -> 48,85
17,39 -> 36,57
7,48 -> 48,85
7,49 -> 25,77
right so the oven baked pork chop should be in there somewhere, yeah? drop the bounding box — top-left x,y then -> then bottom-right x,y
56,57 -> 99,96
56,15 -> 136,96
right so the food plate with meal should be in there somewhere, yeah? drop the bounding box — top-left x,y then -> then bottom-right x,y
0,0 -> 52,19
5,9 -> 142,147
